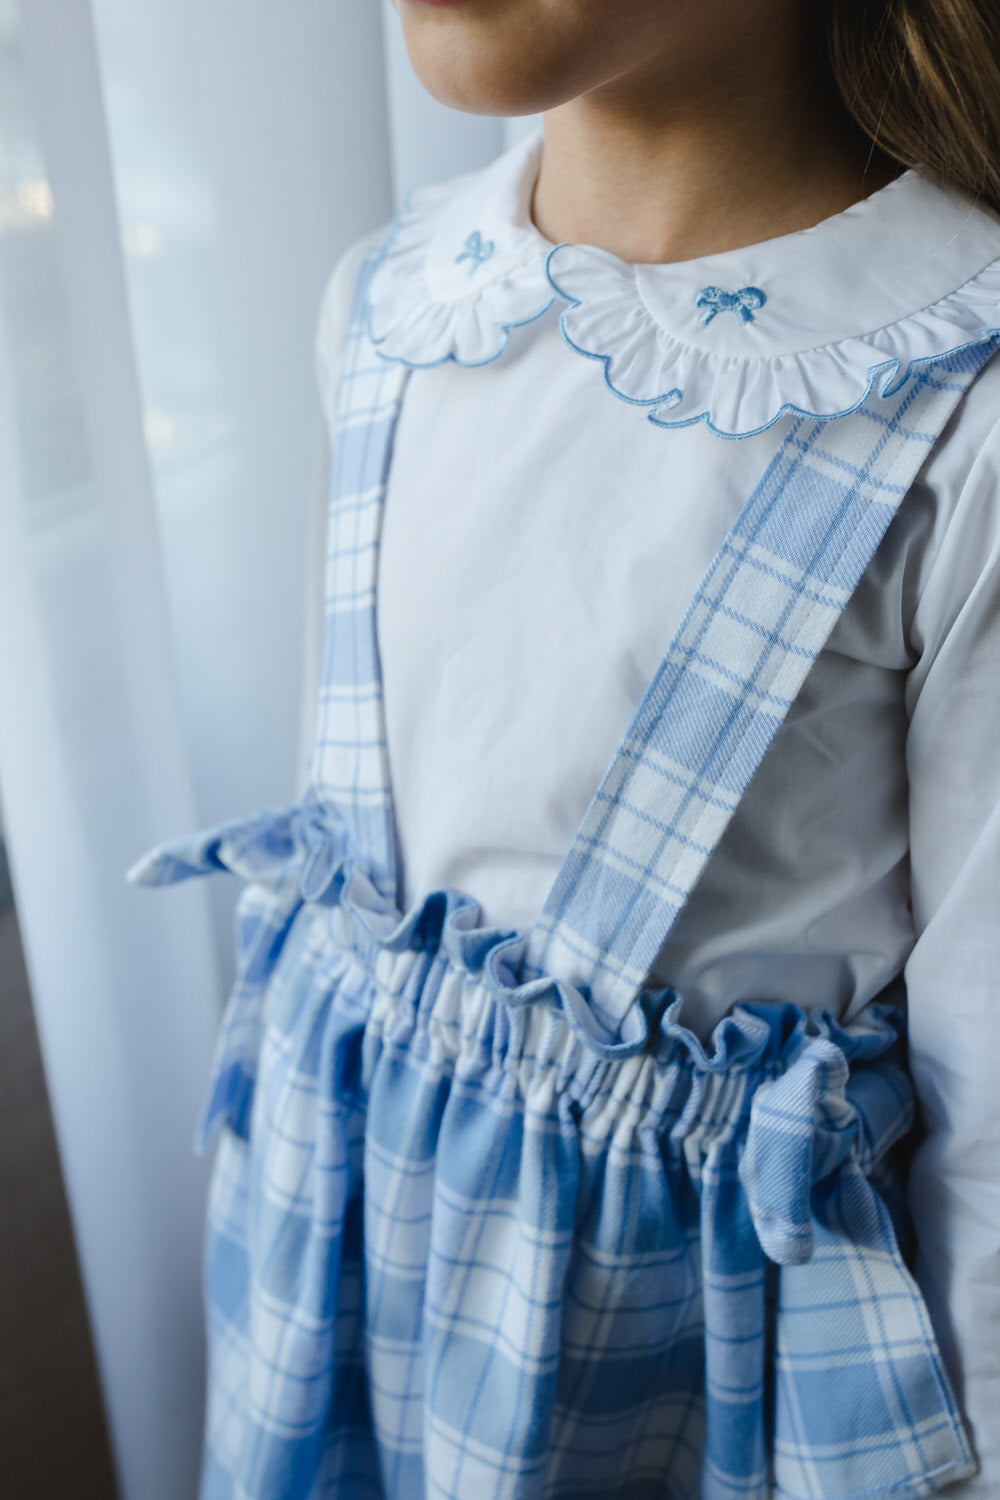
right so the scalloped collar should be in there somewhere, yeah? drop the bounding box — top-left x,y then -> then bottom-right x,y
366,134 -> 554,369
366,130 -> 1000,436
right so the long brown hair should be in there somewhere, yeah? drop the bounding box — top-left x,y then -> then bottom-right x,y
827,0 -> 1000,214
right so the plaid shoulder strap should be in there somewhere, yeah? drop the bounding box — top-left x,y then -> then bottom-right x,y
308,236 -> 409,904
524,340 -> 1000,1035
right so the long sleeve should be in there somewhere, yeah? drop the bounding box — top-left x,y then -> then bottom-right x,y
904,375 -> 1000,1495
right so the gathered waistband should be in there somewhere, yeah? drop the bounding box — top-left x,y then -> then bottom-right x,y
130,794 -> 914,1270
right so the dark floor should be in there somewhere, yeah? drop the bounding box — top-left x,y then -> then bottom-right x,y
0,844 -> 119,1499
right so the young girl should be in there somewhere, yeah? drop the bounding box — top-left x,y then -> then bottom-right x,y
131,1 -> 1000,1495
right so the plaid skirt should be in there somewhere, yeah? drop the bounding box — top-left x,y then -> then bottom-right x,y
132,799 -> 975,1500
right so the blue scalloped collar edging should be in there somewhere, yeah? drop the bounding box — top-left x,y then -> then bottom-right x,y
360,211 -> 1000,437
543,242 -> 1000,442
364,214 -> 555,373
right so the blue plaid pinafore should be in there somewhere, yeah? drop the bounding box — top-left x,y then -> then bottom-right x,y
132,240 -> 997,1499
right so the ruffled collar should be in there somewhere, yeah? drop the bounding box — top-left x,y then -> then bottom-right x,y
366,130 -> 1000,437
366,134 -> 555,368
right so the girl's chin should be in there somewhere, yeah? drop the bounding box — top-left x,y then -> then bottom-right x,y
394,0 -> 633,117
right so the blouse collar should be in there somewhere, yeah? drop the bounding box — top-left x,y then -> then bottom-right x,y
366,134 -> 554,369
366,130 -> 1000,437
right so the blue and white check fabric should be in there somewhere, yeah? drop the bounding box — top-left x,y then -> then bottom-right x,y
129,236 -> 995,1499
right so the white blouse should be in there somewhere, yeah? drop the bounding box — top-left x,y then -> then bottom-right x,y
310,133 -> 1000,1494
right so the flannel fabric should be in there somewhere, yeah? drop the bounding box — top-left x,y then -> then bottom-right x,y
129,236 -> 993,1499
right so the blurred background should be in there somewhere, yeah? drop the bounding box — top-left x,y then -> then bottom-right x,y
0,3 -> 534,1495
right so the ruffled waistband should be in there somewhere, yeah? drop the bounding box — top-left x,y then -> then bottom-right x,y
129,798 -> 916,1267
128,798 -> 917,1278
128,795 -> 903,1068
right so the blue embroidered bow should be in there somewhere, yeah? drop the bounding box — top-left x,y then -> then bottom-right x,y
455,230 -> 495,274
695,284 -> 767,325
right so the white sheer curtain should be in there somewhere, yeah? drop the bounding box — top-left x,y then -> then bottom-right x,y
0,4 -> 517,1496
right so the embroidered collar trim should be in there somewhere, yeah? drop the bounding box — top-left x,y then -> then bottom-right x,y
366,135 -> 554,368
365,131 -> 1000,436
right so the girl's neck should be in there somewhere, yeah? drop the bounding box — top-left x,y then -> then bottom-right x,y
532,18 -> 896,265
